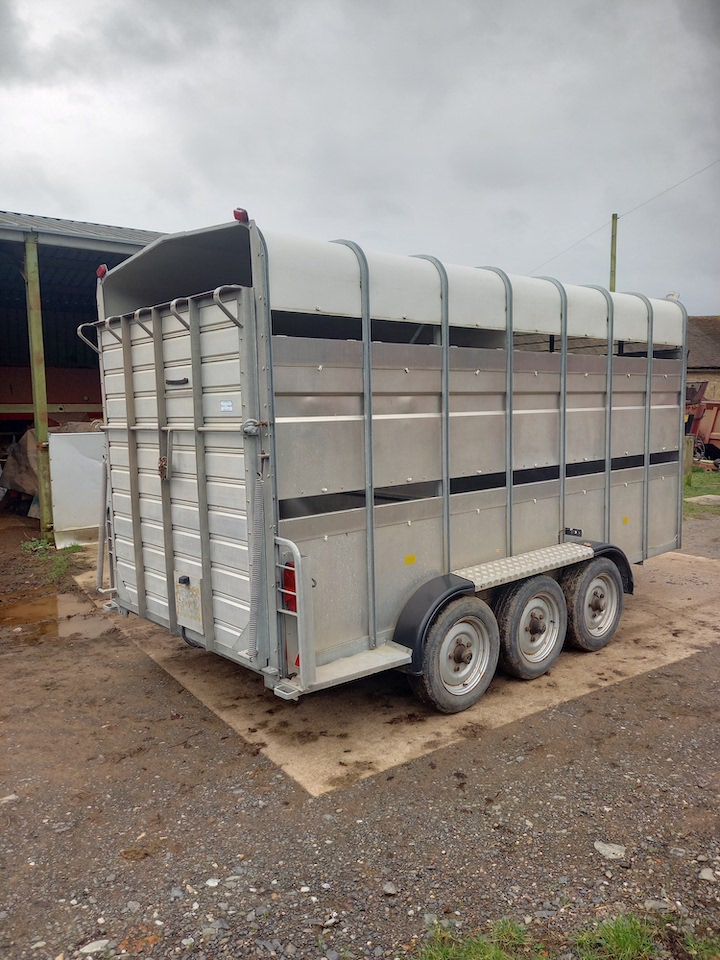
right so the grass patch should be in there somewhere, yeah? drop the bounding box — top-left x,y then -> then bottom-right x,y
575,915 -> 657,960
21,536 -> 85,584
683,466 -> 720,518
417,915 -> 720,960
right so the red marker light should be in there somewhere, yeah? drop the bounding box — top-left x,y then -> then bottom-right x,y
96,264 -> 108,279
232,207 -> 249,223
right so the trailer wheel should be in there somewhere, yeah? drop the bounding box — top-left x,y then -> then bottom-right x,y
561,557 -> 623,651
408,596 -> 499,714
494,575 -> 567,680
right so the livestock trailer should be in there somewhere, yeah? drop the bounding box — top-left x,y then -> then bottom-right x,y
81,213 -> 687,712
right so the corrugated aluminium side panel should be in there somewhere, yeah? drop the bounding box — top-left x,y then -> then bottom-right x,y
511,481 -> 563,555
449,349 -> 506,479
565,473 -> 607,542
278,509 -> 369,653
610,466 -> 645,562
650,358 -> 682,454
99,296 -> 251,648
565,355 -> 607,464
647,465 -> 680,555
611,357 -> 647,459
373,496 -> 444,636
449,488 -> 507,570
512,353 -> 561,471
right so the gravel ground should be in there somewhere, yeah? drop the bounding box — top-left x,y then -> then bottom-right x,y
0,514 -> 719,959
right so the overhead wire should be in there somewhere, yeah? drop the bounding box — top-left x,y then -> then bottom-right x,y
527,156 -> 720,276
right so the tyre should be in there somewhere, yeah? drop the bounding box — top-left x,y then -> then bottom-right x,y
494,575 -> 567,680
560,557 -> 623,652
408,596 -> 500,714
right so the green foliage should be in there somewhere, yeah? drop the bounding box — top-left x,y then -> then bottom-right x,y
416,915 -> 720,960
22,536 -> 52,554
683,465 -> 720,518
574,915 -> 657,960
21,536 -> 85,583
418,919 -> 549,960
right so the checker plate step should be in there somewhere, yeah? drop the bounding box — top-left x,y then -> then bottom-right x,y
454,543 -> 595,590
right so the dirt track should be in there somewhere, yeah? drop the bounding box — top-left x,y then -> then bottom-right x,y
0,513 -> 718,957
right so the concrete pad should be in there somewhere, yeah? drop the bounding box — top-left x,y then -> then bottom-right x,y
684,494 -> 720,505
78,550 -> 720,797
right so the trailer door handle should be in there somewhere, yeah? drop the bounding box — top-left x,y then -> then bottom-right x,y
165,377 -> 189,385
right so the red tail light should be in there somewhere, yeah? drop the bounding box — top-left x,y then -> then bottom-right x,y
282,561 -> 297,613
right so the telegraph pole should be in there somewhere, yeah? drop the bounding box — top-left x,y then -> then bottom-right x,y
609,213 -> 618,292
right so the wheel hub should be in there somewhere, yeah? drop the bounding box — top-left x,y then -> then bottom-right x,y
589,588 -> 606,614
526,609 -> 546,640
450,640 -> 473,669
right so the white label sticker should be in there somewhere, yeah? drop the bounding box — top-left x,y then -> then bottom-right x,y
220,400 -> 233,412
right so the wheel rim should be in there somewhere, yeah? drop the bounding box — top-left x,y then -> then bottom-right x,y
517,591 -> 562,663
438,616 -> 492,697
583,573 -> 619,638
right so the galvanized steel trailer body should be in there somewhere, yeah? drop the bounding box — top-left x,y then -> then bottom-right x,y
85,217 -> 687,712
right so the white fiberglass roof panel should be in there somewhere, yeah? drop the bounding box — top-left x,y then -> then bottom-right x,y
650,298 -> 684,346
444,264 -> 507,329
611,293 -> 651,343
264,232 -> 362,317
511,275 -> 562,335
365,250 -> 441,324
566,284 -> 610,339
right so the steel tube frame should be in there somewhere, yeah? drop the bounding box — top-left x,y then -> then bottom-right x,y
479,267 -> 514,557
413,255 -> 451,572
675,302 -> 689,549
627,292 -> 654,559
254,229 -> 283,675
187,297 -> 217,650
121,313 -> 147,616
585,285 -> 615,542
332,239 -> 378,646
538,277 -> 568,540
23,232 -> 53,537
149,306 -> 178,634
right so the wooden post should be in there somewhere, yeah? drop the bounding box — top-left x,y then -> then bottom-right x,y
23,232 -> 54,539
609,214 -> 618,292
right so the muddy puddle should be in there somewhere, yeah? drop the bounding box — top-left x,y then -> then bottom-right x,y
0,592 -> 113,643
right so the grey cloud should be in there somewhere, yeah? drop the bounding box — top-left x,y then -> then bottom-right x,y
0,1 -> 26,78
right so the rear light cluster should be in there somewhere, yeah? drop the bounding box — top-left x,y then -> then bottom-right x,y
282,561 -> 297,613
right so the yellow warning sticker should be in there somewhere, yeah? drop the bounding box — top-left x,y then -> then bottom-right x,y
404,554 -> 417,565
623,516 -> 629,525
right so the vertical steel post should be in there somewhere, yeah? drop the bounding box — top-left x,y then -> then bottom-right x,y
609,214 -> 618,293
585,286 -> 615,541
332,239 -> 378,647
412,255 -> 451,573
539,277 -> 568,541
675,301 -> 688,549
480,267 -> 514,557
23,233 -> 53,538
628,293 -> 654,559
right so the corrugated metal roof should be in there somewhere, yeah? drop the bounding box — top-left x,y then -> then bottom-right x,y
0,210 -> 163,246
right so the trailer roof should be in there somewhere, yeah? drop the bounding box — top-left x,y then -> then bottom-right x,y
99,220 -> 687,347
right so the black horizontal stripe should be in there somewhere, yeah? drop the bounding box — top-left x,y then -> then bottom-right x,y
279,450 -> 680,519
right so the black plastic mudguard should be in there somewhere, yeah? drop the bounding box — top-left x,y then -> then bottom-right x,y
582,541 -> 634,594
393,573 -> 475,675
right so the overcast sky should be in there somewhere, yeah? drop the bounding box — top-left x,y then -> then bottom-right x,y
1,0 -> 718,313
